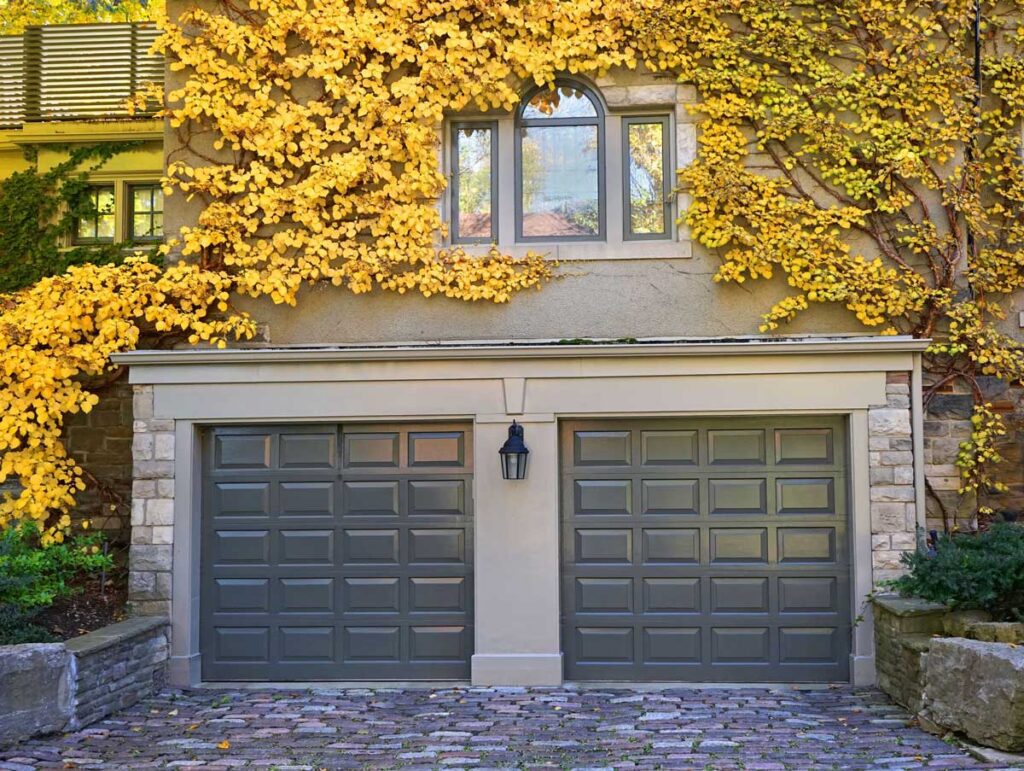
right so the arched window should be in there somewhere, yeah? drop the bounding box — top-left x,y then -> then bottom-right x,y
515,80 -> 605,241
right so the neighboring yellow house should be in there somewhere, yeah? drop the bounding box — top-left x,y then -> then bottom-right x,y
0,22 -> 165,536
0,22 -> 164,245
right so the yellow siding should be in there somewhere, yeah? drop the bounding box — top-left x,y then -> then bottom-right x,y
0,120 -> 163,180
0,119 -> 164,243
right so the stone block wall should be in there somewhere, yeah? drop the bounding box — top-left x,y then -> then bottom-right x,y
128,385 -> 175,617
924,375 -> 1024,533
0,617 -> 168,747
65,616 -> 169,729
0,644 -> 72,747
62,379 -> 135,538
873,596 -> 948,713
874,596 -> 1024,753
869,372 -> 919,585
0,379 -> 134,540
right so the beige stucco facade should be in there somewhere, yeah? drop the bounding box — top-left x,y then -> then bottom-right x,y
159,3 -> 868,348
138,3 -> 947,685
116,336 -> 927,686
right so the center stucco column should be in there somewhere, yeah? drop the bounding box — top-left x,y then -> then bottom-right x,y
471,416 -> 562,686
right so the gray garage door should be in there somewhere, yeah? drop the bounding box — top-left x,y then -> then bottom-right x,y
561,417 -> 850,682
201,423 -> 473,681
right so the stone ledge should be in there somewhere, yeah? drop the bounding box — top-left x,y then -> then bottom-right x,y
923,638 -> 1024,752
873,595 -> 947,617
64,616 -> 167,657
968,622 -> 1024,644
899,633 -> 935,654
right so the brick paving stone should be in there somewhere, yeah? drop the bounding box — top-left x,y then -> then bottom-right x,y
0,686 -> 1017,769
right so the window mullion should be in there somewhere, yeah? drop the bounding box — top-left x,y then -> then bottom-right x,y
605,114 -> 623,248
496,118 -> 516,247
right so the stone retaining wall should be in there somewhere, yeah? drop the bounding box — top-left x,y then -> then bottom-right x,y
874,595 -> 1024,752
65,615 -> 169,730
0,644 -> 72,748
873,596 -> 948,714
0,616 -> 168,747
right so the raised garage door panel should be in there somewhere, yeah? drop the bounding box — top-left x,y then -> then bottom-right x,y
202,424 -> 473,681
561,417 -> 850,682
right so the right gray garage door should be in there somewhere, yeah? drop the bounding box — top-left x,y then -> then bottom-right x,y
561,417 -> 850,682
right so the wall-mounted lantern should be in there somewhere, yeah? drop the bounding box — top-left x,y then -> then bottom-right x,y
498,420 -> 529,480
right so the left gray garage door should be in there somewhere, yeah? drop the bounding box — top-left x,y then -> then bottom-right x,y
201,423 -> 473,681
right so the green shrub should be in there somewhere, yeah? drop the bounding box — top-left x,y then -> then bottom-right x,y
0,604 -> 54,645
890,523 -> 1024,621
0,522 -> 113,644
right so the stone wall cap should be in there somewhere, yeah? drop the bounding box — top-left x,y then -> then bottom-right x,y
112,334 -> 930,368
929,636 -> 1024,663
873,594 -> 949,617
900,633 -> 937,653
0,642 -> 66,655
63,615 -> 167,657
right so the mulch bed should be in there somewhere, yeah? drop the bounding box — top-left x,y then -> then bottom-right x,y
33,575 -> 128,641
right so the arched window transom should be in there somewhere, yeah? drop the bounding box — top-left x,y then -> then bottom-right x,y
515,80 -> 605,241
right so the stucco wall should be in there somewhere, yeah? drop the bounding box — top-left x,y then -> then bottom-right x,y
239,263 -> 867,345
162,0 -> 867,345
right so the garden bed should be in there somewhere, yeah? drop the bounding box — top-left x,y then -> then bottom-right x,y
1,522 -> 126,646
30,575 -> 127,642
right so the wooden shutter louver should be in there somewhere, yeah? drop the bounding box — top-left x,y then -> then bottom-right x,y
0,22 -> 163,129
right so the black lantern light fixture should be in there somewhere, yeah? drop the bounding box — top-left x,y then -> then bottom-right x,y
498,420 -> 530,480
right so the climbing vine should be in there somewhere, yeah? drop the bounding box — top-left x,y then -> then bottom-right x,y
4,0 -> 1024,538
0,143 -> 143,293
673,1 -> 1024,525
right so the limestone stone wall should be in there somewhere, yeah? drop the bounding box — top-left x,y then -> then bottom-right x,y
128,385 -> 174,617
869,372 -> 919,585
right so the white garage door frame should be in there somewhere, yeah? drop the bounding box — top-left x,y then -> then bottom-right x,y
114,336 -> 927,688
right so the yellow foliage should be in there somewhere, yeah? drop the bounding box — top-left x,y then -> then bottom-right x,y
0,259 -> 255,538
0,0 -> 162,35
4,0 -> 1024,534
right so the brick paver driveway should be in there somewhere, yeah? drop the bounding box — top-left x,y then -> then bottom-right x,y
0,686 -> 1005,770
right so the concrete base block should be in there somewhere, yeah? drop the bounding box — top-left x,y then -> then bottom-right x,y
471,653 -> 563,686
851,654 -> 877,687
0,644 -> 73,746
169,653 -> 201,688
